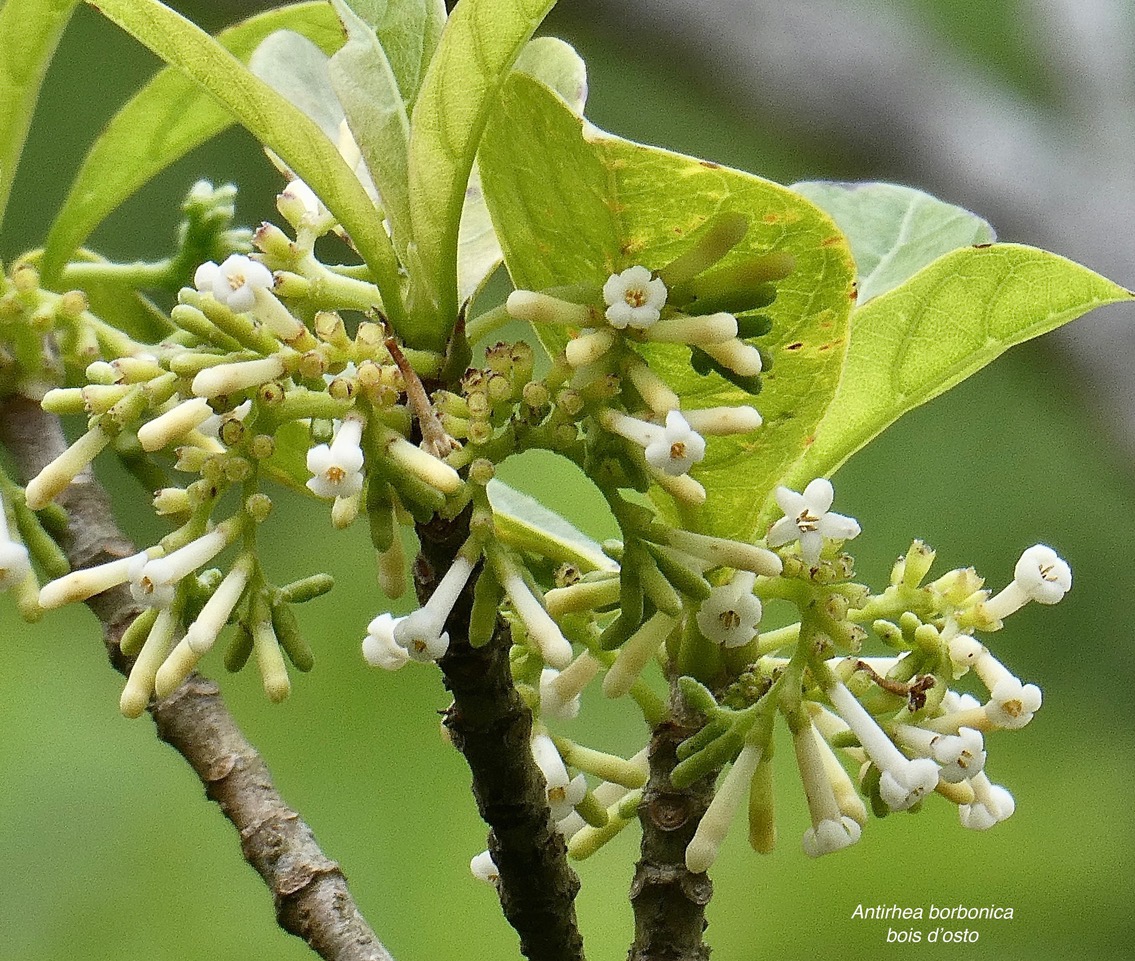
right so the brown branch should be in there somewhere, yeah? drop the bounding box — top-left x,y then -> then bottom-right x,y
629,713 -> 716,961
415,511 -> 585,961
0,395 -> 393,961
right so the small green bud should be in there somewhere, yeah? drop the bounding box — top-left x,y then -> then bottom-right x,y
469,458 -> 495,486
278,573 -> 335,604
245,492 -> 272,522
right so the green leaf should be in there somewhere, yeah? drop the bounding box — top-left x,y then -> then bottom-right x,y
407,0 -> 556,349
488,479 -> 615,573
793,181 -> 996,304
82,0 -> 408,332
336,0 -> 446,109
773,244 -> 1134,521
480,74 -> 856,541
327,0 -> 413,257
41,1 -> 343,286
0,0 -> 79,237
250,29 -> 343,140
458,37 -> 588,307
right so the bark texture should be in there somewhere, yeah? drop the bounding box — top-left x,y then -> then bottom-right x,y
416,511 -> 585,961
629,718 -> 717,961
0,395 -> 392,961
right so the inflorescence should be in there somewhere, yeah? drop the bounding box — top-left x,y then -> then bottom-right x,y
0,169 -> 1062,882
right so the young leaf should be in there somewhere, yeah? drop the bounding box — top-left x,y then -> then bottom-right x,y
249,29 -> 343,140
83,0 -> 408,332
327,0 -> 413,257
40,1 -> 342,286
793,181 -> 996,304
458,37 -> 588,307
488,479 -> 616,573
335,0 -> 447,109
407,0 -> 557,349
769,243 -> 1134,524
480,73 -> 856,541
0,0 -> 80,237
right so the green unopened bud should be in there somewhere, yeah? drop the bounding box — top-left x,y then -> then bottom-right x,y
278,573 -> 335,604
119,606 -> 160,658
245,492 -> 272,522
469,564 -> 502,648
748,755 -> 777,854
901,540 -> 937,589
271,599 -> 314,672
224,623 -> 255,672
657,212 -> 750,288
58,290 -> 88,319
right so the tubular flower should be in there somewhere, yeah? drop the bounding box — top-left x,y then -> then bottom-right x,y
980,544 -> 1072,622
362,613 -> 411,671
603,265 -> 667,329
307,417 -> 365,500
194,254 -> 273,313
531,733 -> 587,821
393,553 -> 478,662
696,571 -> 761,647
768,478 -> 861,567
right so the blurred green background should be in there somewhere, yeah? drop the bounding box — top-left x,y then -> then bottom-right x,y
2,2 -> 1133,959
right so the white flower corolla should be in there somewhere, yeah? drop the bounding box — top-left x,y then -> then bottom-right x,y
470,850 -> 499,885
0,541 -> 30,592
193,254 -> 273,313
394,554 -> 477,662
602,265 -> 667,329
540,667 -> 582,720
686,742 -> 764,873
280,177 -> 326,222
826,680 -> 939,811
981,544 -> 1072,622
130,523 -> 238,609
793,720 -> 862,858
959,773 -> 1015,830
696,571 -> 761,647
644,410 -> 706,477
985,675 -> 1043,730
768,478 -> 861,567
531,733 -> 587,821
183,562 -> 251,655
948,634 -> 984,674
877,758 -> 941,811
0,494 -> 30,592
362,613 -> 411,670
137,397 -> 214,452
499,568 -> 573,670
896,724 -> 986,784
306,417 -> 365,500
40,554 -> 137,609
803,816 -> 863,858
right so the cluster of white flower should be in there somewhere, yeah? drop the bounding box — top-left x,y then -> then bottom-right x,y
506,260 -> 772,506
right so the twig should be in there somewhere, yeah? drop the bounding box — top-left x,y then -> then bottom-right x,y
0,395 -> 393,961
629,713 -> 716,961
415,510 -> 586,961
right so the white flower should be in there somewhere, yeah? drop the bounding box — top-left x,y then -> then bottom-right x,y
686,743 -> 764,872
827,680 -> 939,811
540,667 -> 582,720
981,544 -> 1072,621
531,733 -> 587,821
803,816 -> 863,858
602,265 -> 667,329
392,554 -> 478,662
696,571 -> 761,647
985,676 -> 1042,730
194,254 -> 273,313
767,478 -> 860,567
498,566 -> 573,670
793,721 -> 863,857
644,411 -> 706,476
306,417 -> 365,500
0,542 -> 30,592
363,613 -> 411,670
877,758 -> 940,811
129,521 -> 240,609
470,850 -> 499,885
0,494 -> 30,592
959,773 -> 1015,830
896,724 -> 986,784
